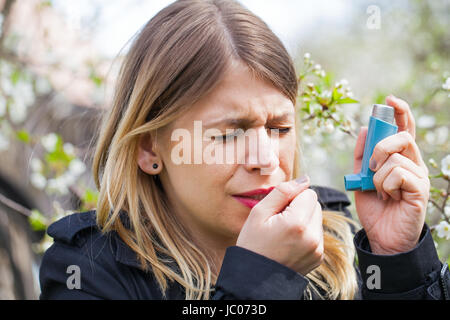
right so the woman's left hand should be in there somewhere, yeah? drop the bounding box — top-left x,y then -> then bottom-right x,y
353,95 -> 430,255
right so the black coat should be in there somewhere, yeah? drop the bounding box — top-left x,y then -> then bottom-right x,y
39,185 -> 450,300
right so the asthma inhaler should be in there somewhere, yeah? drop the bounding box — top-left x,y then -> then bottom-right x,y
344,104 -> 398,191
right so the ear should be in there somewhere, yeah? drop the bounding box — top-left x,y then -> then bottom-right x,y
137,133 -> 162,175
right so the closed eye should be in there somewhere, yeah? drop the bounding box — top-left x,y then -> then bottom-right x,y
269,127 -> 292,134
214,127 -> 292,142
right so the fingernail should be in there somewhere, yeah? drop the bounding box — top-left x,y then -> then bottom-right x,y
369,158 -> 377,171
294,175 -> 309,185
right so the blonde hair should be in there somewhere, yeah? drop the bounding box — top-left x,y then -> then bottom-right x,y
93,0 -> 358,300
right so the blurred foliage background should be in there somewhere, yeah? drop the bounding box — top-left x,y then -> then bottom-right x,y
0,0 -> 448,299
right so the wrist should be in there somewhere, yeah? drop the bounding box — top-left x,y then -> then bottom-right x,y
368,238 -> 419,255
354,224 -> 442,295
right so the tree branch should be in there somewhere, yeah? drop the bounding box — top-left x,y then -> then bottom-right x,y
0,191 -> 32,218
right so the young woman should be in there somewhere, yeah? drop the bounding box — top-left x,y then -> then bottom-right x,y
39,0 -> 449,300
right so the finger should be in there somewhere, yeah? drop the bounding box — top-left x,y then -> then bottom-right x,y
307,201 -> 324,242
373,153 -> 428,200
251,176 -> 310,221
385,95 -> 416,139
369,131 -> 424,172
282,188 -> 319,225
354,126 -> 368,174
303,202 -> 324,265
381,166 -> 427,201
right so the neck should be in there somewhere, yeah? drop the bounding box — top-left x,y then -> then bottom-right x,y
188,225 -> 237,278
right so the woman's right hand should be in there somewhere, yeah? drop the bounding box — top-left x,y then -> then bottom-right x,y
236,176 -> 324,276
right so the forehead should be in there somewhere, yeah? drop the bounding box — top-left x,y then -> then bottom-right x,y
173,61 -> 295,127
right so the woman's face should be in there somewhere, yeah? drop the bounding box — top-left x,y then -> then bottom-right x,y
155,60 -> 296,246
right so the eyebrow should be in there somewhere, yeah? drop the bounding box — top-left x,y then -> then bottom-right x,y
203,111 -> 295,128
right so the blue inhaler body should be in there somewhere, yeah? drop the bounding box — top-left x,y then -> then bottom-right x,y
344,104 -> 398,191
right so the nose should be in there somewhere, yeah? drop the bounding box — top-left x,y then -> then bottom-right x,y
244,127 -> 280,175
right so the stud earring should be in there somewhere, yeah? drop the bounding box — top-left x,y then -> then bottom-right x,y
152,163 -> 158,169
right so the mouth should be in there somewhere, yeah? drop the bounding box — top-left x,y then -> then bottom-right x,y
232,187 -> 275,209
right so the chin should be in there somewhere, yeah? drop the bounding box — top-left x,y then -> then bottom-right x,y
214,201 -> 250,238
220,214 -> 247,239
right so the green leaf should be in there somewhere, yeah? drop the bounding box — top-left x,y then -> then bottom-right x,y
16,130 -> 31,143
91,75 -> 103,87
323,72 -> 333,86
336,97 -> 359,104
428,172 -> 444,179
300,101 -> 311,114
83,188 -> 99,203
41,0 -> 53,7
332,87 -> 342,102
28,209 -> 48,231
430,186 -> 444,195
317,96 -> 330,106
373,92 -> 387,104
80,188 -> 99,211
89,68 -> 103,87
10,69 -> 21,85
44,135 -> 74,165
45,149 -> 72,166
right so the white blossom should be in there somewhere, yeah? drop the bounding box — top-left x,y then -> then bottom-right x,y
336,79 -> 349,88
59,172 -> 76,186
302,135 -> 312,144
41,133 -> 58,153
63,143 -> 75,155
417,115 -> 435,129
425,131 -> 435,145
9,98 -> 27,124
306,82 -> 315,90
428,158 -> 438,168
427,201 -> 435,214
68,158 -> 86,176
46,177 -> 69,195
304,52 -> 311,60
15,80 -> 35,107
324,121 -> 335,133
442,77 -> 450,90
435,126 -> 448,145
0,131 -> 9,151
30,158 -> 43,172
435,221 -> 450,240
441,154 -> 450,177
424,127 -> 447,146
0,95 -> 6,117
445,206 -> 450,219
0,75 -> 13,96
322,90 -> 332,99
35,77 -> 52,95
30,173 -> 46,190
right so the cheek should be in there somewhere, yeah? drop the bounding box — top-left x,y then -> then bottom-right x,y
164,161 -> 232,212
165,162 -> 247,235
277,134 -> 296,173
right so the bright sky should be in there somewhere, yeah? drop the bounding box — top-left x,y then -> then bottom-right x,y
52,0 -> 350,58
